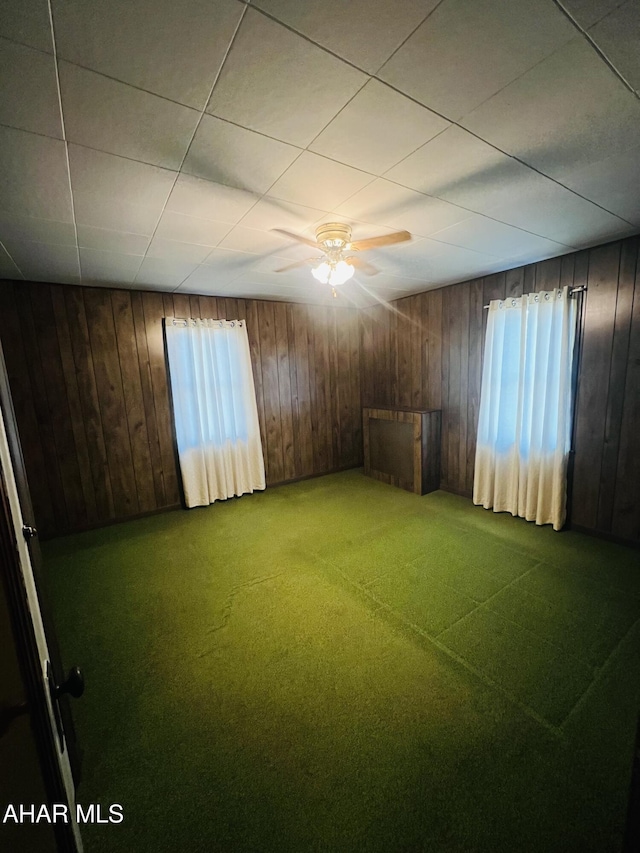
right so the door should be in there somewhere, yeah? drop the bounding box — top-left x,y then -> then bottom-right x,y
0,342 -> 83,852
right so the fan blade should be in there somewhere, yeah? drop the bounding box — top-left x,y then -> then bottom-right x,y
270,228 -> 319,249
347,256 -> 379,276
274,258 -> 318,273
349,230 -> 411,251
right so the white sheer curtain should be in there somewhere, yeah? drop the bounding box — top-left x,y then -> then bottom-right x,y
473,287 -> 577,531
165,318 -> 266,508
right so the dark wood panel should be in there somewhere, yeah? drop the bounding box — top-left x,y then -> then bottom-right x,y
291,303 -> 314,475
130,291 -> 166,509
597,239 -> 636,532
65,286 -> 115,521
257,300 -> 284,484
18,284 -> 69,532
0,283 -> 56,534
327,308 -> 340,468
427,289 -> 442,411
348,308 -> 362,466
311,306 -> 331,472
31,285 -> 86,530
273,301 -> 295,482
611,240 -> 640,541
572,242 -> 621,529
50,286 -> 96,526
84,288 -> 139,519
111,290 -> 156,514
141,292 -> 180,507
466,279 -> 484,494
244,299 -> 267,469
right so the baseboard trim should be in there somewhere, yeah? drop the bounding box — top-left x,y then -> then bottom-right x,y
439,484 -> 473,499
40,503 -> 183,540
567,523 -> 639,550
267,463 -> 363,489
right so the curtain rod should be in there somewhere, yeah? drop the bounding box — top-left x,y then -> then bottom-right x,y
483,284 -> 587,310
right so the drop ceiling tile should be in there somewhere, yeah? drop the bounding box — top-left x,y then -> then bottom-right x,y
183,115 -> 301,195
589,1 -> 640,92
0,126 -> 73,221
154,211 -> 231,246
336,178 -> 472,237
227,269 -> 308,288
3,240 -> 80,282
59,63 -> 200,170
462,38 -> 640,177
550,146 -> 640,225
134,257 -> 198,288
559,0 -> 626,28
217,278 -> 325,302
385,125 -> 506,197
0,213 -> 76,246
51,0 -> 244,109
206,9 -> 367,147
73,194 -> 162,236
268,152 -> 373,211
219,226 -> 315,260
0,0 -> 52,52
357,272 -> 434,291
68,144 -> 176,208
376,237 -> 498,282
386,127 -> 635,241
252,0 -> 436,74
239,197 -> 328,235
79,247 -> 143,281
0,244 -> 23,278
166,175 -> 259,225
76,224 -> 150,255
146,237 -> 214,264
309,80 -> 449,174
378,0 -> 575,120
430,214 -> 569,259
174,271 -> 235,296
178,252 -> 256,292
0,39 -> 62,138
480,177 -> 632,246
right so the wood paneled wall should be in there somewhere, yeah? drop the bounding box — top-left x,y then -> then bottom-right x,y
0,282 -> 362,537
361,236 -> 639,545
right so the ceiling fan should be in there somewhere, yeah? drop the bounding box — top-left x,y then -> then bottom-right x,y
271,222 -> 411,295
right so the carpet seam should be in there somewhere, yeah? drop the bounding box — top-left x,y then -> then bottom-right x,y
432,564 -> 541,640
317,554 -> 564,739
559,614 -> 640,731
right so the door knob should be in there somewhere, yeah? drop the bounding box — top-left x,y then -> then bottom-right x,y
47,663 -> 85,752
55,666 -> 85,700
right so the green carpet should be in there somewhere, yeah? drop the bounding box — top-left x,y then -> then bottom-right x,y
42,470 -> 640,852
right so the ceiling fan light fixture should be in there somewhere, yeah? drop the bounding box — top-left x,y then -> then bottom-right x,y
312,258 -> 354,286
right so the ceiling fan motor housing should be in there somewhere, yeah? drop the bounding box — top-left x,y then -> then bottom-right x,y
315,222 -> 352,249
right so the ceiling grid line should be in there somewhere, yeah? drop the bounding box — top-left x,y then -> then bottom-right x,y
551,0 -> 639,98
45,0 -> 83,284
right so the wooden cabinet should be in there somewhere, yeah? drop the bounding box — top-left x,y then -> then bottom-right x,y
363,407 -> 441,495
